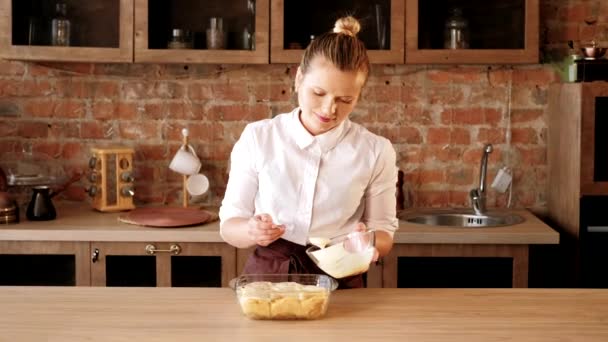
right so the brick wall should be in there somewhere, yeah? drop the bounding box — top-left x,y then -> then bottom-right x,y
0,0 -> 605,210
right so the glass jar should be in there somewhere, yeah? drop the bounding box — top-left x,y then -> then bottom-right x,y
444,7 -> 469,49
167,29 -> 193,49
51,2 -> 71,46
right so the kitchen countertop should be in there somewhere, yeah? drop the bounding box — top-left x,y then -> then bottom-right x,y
0,203 -> 559,245
1,287 -> 606,342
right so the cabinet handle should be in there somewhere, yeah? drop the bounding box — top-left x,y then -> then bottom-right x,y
91,248 -> 100,263
145,244 -> 181,255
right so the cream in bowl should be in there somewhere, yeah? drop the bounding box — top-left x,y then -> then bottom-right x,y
306,230 -> 376,279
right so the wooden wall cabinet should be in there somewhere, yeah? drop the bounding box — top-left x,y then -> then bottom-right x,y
270,0 -> 405,64
90,242 -> 236,287
405,0 -> 539,64
0,0 -> 133,63
0,241 -> 90,286
134,0 -> 269,64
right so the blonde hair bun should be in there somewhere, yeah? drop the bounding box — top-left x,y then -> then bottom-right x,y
333,16 -> 361,37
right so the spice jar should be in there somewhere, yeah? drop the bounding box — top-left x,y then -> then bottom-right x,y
167,29 -> 193,49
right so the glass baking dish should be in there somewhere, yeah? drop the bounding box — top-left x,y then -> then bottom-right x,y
230,274 -> 338,320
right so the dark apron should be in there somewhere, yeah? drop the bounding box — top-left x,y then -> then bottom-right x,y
242,238 -> 364,289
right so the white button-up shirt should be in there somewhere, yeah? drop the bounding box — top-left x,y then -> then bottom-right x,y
219,108 -> 398,246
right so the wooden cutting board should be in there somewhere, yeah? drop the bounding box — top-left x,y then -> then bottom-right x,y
118,207 -> 215,228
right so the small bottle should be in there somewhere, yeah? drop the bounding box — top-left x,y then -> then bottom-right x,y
51,2 -> 71,46
444,8 -> 469,49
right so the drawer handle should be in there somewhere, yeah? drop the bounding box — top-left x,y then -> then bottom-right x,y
91,248 -> 100,263
145,244 -> 181,255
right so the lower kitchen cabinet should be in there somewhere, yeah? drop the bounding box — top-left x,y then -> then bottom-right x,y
0,241 -> 90,286
382,244 -> 529,288
90,242 -> 236,287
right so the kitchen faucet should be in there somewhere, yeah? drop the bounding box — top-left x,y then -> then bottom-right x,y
470,144 -> 493,215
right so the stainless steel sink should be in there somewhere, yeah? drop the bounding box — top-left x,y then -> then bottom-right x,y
398,209 -> 525,228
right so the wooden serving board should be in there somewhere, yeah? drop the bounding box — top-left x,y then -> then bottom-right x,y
118,207 -> 215,228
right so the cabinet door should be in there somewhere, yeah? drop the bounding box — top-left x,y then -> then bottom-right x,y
270,0 -> 405,64
0,241 -> 90,286
134,0 -> 269,63
0,0 -> 133,62
91,242 -> 236,287
170,243 -> 236,287
91,242 -> 158,287
405,0 -> 539,64
383,244 -> 529,288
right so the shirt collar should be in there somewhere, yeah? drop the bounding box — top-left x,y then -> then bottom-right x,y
290,108 -> 350,153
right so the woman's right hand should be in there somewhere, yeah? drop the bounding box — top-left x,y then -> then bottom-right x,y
247,214 -> 286,246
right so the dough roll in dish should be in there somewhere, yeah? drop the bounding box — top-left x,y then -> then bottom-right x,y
236,281 -> 330,320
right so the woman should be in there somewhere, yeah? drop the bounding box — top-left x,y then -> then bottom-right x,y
219,16 -> 398,288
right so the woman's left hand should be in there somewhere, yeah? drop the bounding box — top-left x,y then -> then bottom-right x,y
351,222 -> 379,263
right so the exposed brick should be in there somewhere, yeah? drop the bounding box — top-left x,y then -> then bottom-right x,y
207,104 -> 270,121
427,68 -> 483,84
18,121 -> 49,138
426,127 -> 471,145
62,142 -> 84,160
375,103 -> 400,123
54,100 -> 86,118
407,169 -> 445,185
91,101 -> 115,120
0,121 -> 17,136
118,121 -> 159,140
0,140 -> 21,154
511,109 -> 544,123
257,84 -> 293,102
32,141 -> 62,158
559,3 -> 590,22
516,146 -> 546,165
81,121 -> 109,139
55,79 -> 90,98
419,146 -> 464,163
477,128 -> 506,144
447,168 -> 474,185
511,127 -> 539,144
426,127 -> 450,144
61,185 -> 87,201
199,143 -> 233,161
188,83 -> 249,102
403,106 -> 433,125
442,108 -> 502,125
143,103 -> 163,120
20,80 -> 53,97
0,60 -> 26,76
512,68 -> 557,85
414,191 -> 450,207
137,144 -> 168,161
122,82 -> 153,100
380,126 -> 422,144
24,100 -> 54,117
49,122 -> 80,139
116,102 -> 138,120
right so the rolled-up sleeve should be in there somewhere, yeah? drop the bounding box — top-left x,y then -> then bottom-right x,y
219,124 -> 259,231
362,138 -> 398,237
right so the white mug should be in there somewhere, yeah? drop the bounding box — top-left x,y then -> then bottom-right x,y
186,173 -> 209,196
169,144 -> 201,175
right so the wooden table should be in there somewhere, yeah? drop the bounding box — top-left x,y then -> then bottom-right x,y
1,287 -> 606,341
